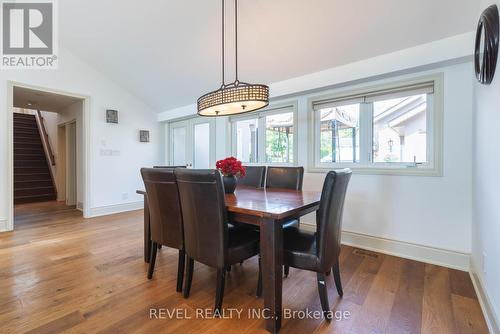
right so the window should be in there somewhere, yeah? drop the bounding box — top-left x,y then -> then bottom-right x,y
231,104 -> 297,165
311,77 -> 442,175
235,118 -> 259,163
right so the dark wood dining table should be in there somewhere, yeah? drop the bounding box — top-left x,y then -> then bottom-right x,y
137,186 -> 321,333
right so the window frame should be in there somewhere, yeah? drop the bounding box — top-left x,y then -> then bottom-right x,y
308,74 -> 443,176
230,101 -> 299,166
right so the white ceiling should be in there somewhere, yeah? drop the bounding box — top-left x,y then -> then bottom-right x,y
60,0 -> 480,112
14,87 -> 81,112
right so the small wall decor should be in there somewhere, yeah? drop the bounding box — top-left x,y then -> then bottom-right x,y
106,109 -> 118,123
139,130 -> 150,142
475,4 -> 499,84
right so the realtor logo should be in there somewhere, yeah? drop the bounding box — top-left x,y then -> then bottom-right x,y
1,0 -> 58,68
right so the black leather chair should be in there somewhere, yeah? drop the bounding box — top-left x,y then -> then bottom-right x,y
265,166 -> 305,276
265,166 -> 304,190
237,166 -> 266,188
152,166 -> 185,249
174,168 -> 262,312
283,169 -> 351,319
140,168 -> 185,292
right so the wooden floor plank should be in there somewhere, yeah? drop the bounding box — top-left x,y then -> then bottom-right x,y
386,259 -> 425,334
0,201 -> 488,334
421,264 -> 457,334
451,294 -> 489,334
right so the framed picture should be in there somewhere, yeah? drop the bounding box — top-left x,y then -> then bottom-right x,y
106,109 -> 118,123
139,130 -> 150,143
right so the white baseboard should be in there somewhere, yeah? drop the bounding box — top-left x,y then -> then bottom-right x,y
301,223 -> 469,271
88,201 -> 143,218
0,218 -> 9,232
470,258 -> 500,334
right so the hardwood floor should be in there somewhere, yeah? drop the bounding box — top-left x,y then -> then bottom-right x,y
0,202 -> 488,334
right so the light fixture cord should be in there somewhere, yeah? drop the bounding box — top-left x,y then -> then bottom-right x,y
235,0 -> 238,83
221,0 -> 225,87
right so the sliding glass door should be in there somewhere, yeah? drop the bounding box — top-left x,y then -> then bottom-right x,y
169,117 -> 216,168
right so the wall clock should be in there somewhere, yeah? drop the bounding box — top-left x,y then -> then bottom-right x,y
475,5 -> 499,84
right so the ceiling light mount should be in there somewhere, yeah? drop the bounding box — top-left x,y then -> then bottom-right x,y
197,0 -> 269,117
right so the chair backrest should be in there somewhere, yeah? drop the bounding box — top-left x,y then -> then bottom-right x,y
154,165 -> 187,168
174,169 -> 228,269
316,169 -> 352,270
140,168 -> 184,250
237,166 -> 266,188
266,166 -> 304,190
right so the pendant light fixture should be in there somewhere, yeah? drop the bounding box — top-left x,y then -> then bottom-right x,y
197,0 -> 269,117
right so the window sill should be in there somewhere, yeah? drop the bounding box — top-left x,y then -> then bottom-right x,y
307,165 -> 442,177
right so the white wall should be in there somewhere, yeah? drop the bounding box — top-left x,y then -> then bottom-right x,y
0,47 -> 164,231
472,0 -> 500,331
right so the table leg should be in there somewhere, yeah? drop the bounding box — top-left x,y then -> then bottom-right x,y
143,196 -> 151,263
260,218 -> 283,333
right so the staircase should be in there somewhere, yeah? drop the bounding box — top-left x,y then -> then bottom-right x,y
14,113 -> 57,204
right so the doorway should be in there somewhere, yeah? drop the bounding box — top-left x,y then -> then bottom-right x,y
8,83 -> 90,230
169,117 -> 216,168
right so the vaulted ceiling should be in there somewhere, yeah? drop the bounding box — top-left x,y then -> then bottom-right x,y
60,0 -> 480,112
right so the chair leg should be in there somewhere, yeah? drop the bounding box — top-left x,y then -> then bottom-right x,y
215,269 -> 226,314
147,242 -> 158,279
158,244 -> 162,249
183,257 -> 194,298
325,268 -> 331,276
176,249 -> 185,292
284,265 -> 290,277
317,272 -> 331,320
332,263 -> 343,297
256,257 -> 263,297
226,265 -> 231,272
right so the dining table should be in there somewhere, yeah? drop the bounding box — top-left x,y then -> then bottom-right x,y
137,185 -> 321,333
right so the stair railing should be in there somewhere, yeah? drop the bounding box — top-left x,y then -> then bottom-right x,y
35,110 -> 56,166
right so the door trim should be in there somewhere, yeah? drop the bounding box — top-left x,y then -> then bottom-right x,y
6,81 -> 91,231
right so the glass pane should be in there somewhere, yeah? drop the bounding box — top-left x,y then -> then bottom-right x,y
265,112 -> 294,163
193,123 -> 210,168
235,119 -> 258,163
172,127 -> 186,166
373,94 -> 427,163
319,104 -> 360,163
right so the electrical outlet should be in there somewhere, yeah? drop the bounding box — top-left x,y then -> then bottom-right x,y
122,193 -> 128,200
482,252 -> 487,274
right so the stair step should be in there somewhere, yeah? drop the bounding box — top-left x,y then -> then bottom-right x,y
13,113 -> 36,119
14,136 -> 42,144
14,172 -> 51,181
14,153 -> 46,160
14,119 -> 37,127
14,128 -> 40,136
15,166 -> 50,174
15,186 -> 56,197
15,160 -> 48,167
14,147 -> 45,155
14,142 -> 43,149
15,179 -> 53,188
14,194 -> 57,205
14,123 -> 38,130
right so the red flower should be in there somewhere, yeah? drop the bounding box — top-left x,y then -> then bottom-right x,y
216,156 -> 246,177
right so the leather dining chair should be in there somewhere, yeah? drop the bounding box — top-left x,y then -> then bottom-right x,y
174,168 -> 262,312
140,168 -> 185,292
152,166 -> 186,249
237,166 -> 266,188
265,166 -> 305,276
265,166 -> 304,190
282,169 -> 351,319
